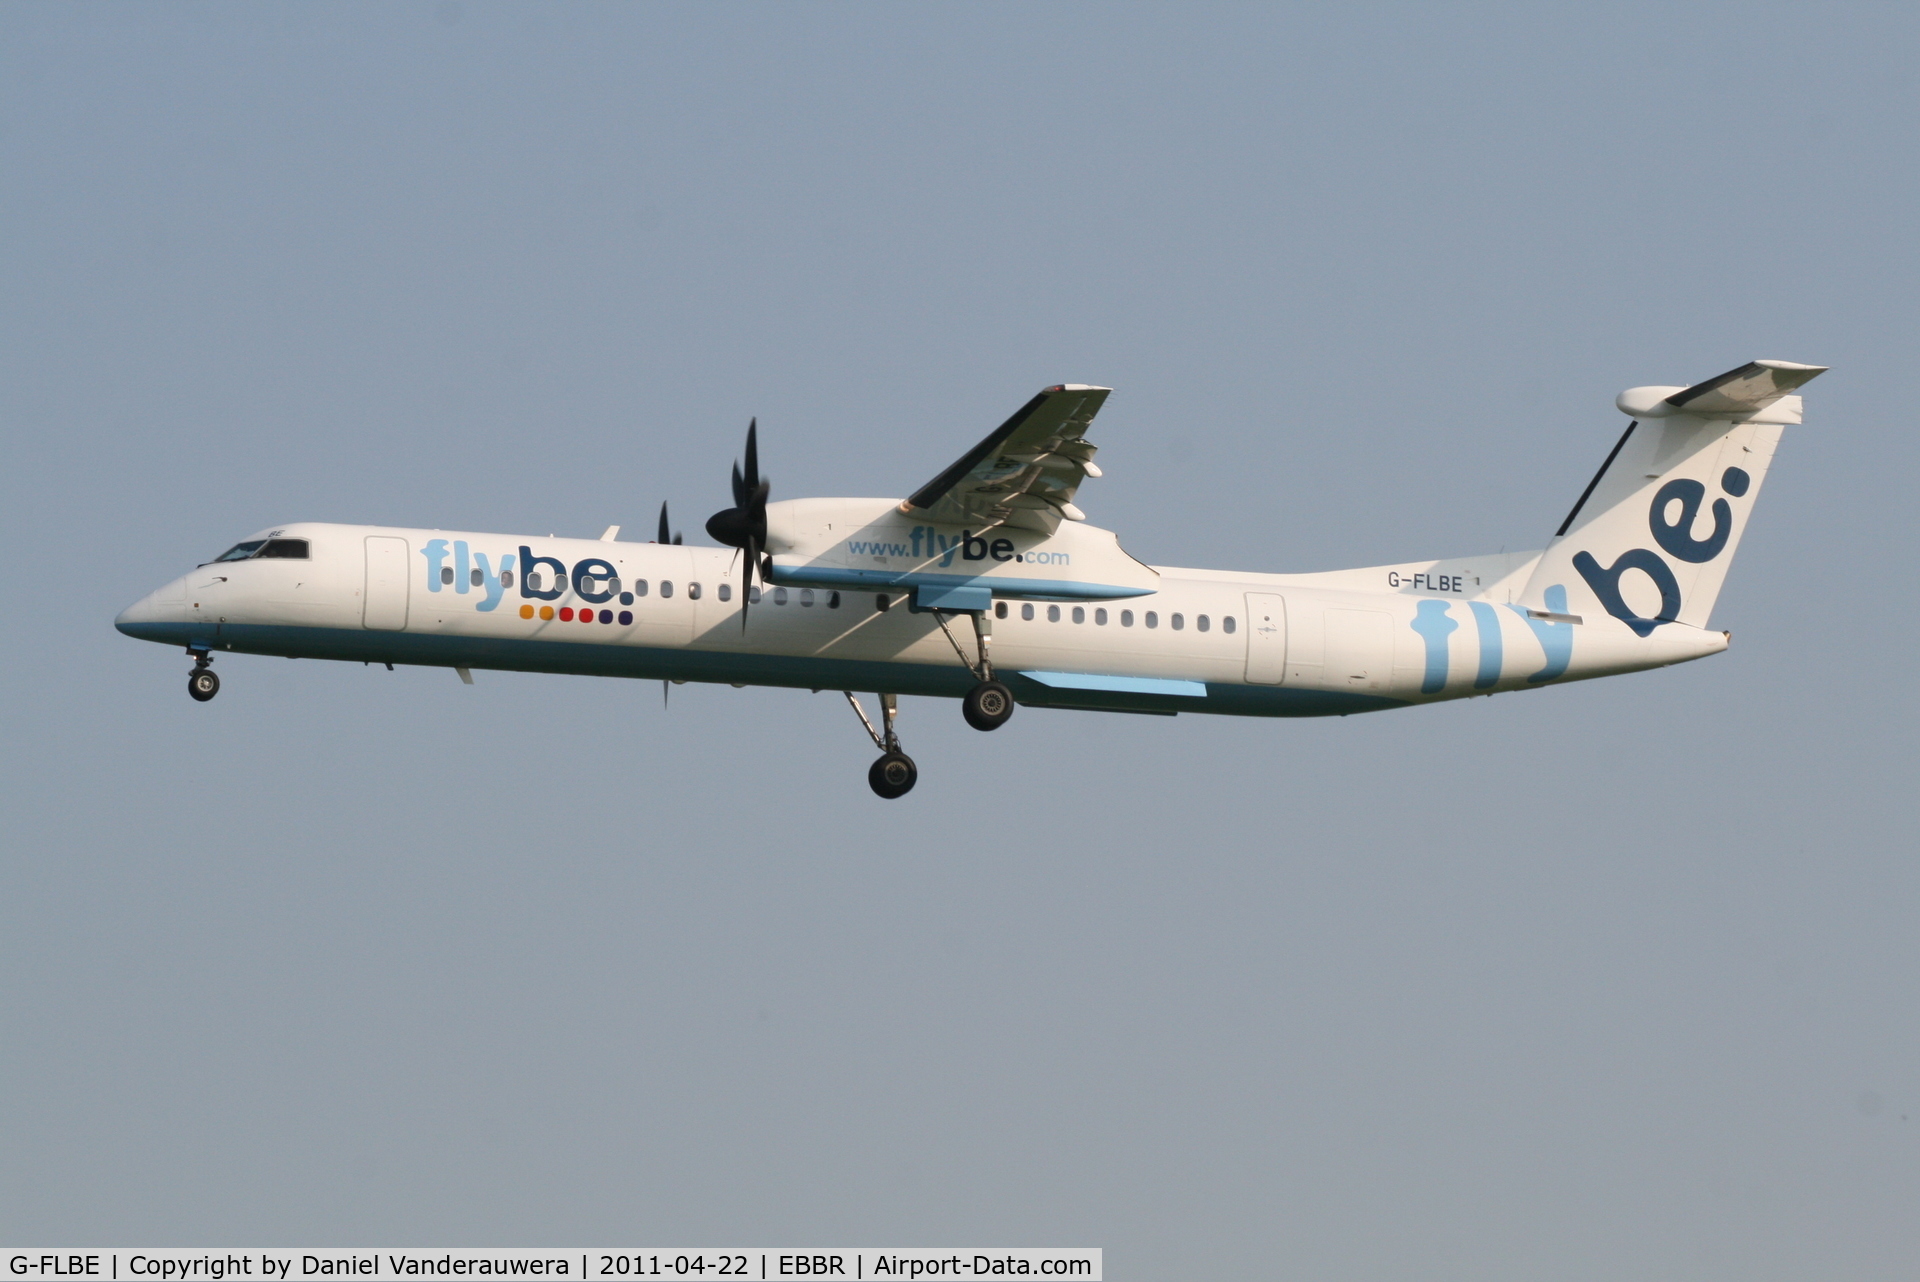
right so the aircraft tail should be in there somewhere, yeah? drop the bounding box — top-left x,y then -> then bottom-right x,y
1517,360 -> 1826,633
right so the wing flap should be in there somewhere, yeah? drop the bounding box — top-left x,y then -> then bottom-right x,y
903,385 -> 1111,533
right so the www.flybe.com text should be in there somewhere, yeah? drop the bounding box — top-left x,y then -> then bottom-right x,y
844,527 -> 1070,567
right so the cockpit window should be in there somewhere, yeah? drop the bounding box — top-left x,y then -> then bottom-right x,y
256,539 -> 309,559
212,540 -> 266,562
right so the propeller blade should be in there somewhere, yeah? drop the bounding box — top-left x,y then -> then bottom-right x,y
741,534 -> 759,632
658,501 -> 671,545
706,416 -> 769,555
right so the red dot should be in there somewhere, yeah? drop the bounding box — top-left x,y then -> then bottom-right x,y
559,607 -> 573,621
581,611 -> 594,624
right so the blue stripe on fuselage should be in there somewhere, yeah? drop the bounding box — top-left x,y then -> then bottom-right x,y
116,618 -> 1404,718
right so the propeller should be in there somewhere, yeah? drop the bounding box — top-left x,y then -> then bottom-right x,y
704,417 -> 770,630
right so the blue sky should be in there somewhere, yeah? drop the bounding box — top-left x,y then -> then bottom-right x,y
4,4 -> 1919,1276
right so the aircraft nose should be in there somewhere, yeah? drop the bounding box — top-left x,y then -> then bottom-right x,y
115,596 -> 155,634
115,578 -> 192,642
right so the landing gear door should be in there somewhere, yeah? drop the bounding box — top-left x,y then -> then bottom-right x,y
1244,592 -> 1287,684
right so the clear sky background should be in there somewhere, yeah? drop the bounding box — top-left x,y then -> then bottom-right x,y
4,3 -> 1918,1276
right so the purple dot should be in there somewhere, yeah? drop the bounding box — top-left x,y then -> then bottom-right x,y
598,609 -> 613,623
618,610 -> 633,625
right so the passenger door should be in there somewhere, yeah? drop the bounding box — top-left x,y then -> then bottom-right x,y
1244,592 -> 1288,684
363,536 -> 410,630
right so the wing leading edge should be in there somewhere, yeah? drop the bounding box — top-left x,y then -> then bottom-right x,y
901,384 -> 1111,534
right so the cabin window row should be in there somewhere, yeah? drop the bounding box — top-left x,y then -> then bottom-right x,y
991,601 -> 1234,633
516,572 -> 742,604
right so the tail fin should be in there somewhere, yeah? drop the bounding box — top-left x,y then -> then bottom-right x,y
1518,360 -> 1826,634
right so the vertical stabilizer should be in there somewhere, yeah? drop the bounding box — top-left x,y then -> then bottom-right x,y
1518,360 -> 1825,633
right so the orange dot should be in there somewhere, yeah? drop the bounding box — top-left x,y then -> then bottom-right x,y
519,604 -> 534,619
539,605 -> 555,621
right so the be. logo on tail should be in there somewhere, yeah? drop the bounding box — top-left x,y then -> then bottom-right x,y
1573,465 -> 1752,637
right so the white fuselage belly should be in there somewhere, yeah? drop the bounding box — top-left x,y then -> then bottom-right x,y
116,521 -> 1727,716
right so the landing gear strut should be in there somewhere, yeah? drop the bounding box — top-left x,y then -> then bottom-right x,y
933,607 -> 1014,732
186,653 -> 219,702
846,691 -> 917,799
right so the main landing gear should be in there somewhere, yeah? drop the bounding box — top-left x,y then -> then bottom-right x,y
186,653 -> 219,702
932,607 -> 1014,732
843,601 -> 1021,797
845,692 -> 917,799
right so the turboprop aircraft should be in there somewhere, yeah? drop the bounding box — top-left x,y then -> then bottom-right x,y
116,358 -> 1824,797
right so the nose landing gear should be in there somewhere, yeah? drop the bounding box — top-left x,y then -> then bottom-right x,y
186,654 -> 219,702
845,691 -> 917,799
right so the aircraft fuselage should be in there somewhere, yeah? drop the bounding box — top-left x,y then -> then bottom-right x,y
115,519 -> 1727,718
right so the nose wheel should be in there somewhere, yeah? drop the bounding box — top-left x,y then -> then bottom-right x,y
868,751 -> 918,799
845,691 -> 917,799
187,658 -> 219,702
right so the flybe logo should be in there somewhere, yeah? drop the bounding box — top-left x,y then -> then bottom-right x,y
1573,466 -> 1750,636
844,527 -> 1071,567
420,540 -> 631,612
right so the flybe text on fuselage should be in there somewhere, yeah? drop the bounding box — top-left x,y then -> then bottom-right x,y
417,539 -> 660,610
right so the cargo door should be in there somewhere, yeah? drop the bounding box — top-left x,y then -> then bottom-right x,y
363,536 -> 410,630
1244,592 -> 1288,684
1324,608 -> 1392,691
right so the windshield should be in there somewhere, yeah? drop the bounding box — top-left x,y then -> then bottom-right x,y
212,540 -> 267,563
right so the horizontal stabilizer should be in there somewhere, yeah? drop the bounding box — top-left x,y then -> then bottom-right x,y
1616,359 -> 1826,418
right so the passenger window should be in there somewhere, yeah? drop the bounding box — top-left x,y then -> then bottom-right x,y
500,570 -> 514,588
1071,606 -> 1085,624
660,581 -> 674,598
1095,608 -> 1108,625
1171,613 -> 1185,630
441,566 -> 454,585
828,591 -> 841,609
1047,605 -> 1061,622
1197,614 -> 1210,632
633,579 -> 648,597
212,540 -> 265,563
774,587 -> 788,605
718,583 -> 733,602
749,585 -> 762,604
995,601 -> 1008,619
470,568 -> 483,587
1145,611 -> 1159,628
1223,615 -> 1236,634
874,593 -> 888,611
1121,610 -> 1134,627
800,589 -> 814,606
688,582 -> 702,600
257,539 -> 309,559
1021,603 -> 1034,621
608,576 -> 622,595
527,571 -> 544,591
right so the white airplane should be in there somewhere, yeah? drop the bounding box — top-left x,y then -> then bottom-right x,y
118,358 -> 1824,797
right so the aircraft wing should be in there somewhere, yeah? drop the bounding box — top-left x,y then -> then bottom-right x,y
901,384 -> 1111,534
